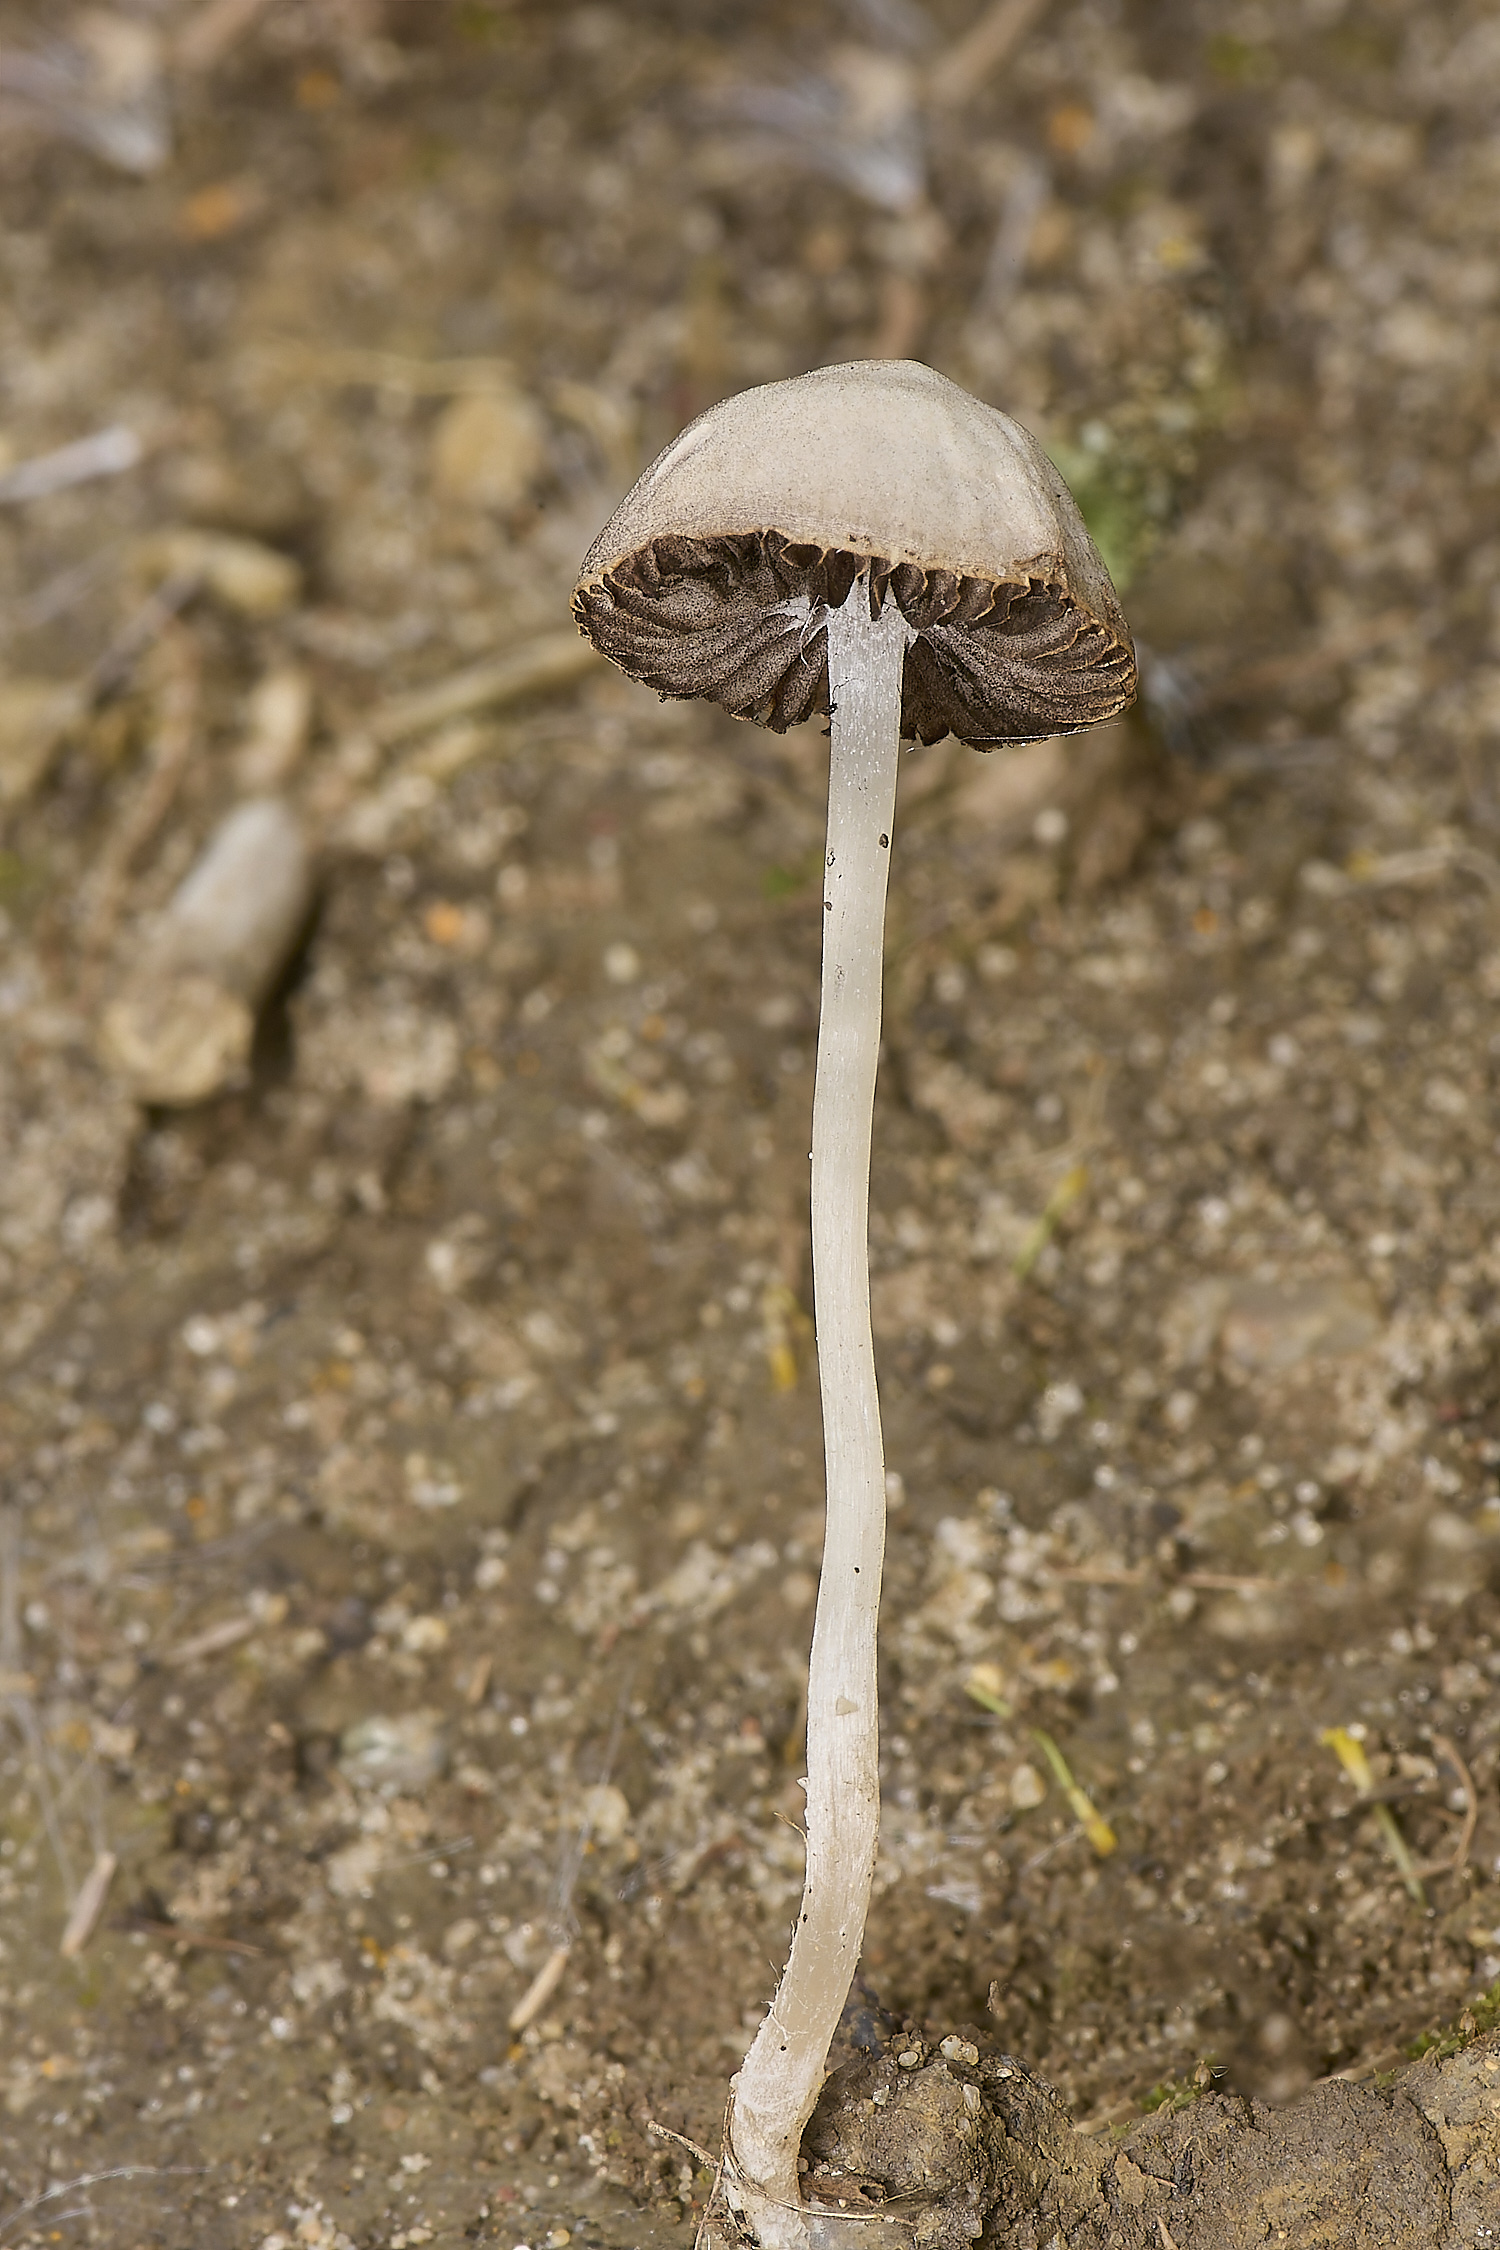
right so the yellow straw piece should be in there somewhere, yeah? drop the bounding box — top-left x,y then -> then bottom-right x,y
1032,1727 -> 1116,1856
1013,1162 -> 1089,1279
1321,1725 -> 1374,1793
964,1662 -> 1013,1719
1320,1727 -> 1426,1906
761,1283 -> 810,1393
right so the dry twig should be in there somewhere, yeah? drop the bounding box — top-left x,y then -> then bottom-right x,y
1425,1734 -> 1479,1878
647,2117 -> 716,2168
0,425 -> 141,506
508,1943 -> 571,2034
59,1850 -> 117,1958
362,630 -> 594,750
928,0 -> 1046,107
124,1916 -> 265,1958
81,621 -> 201,955
175,0 -> 279,73
161,1613 -> 257,1667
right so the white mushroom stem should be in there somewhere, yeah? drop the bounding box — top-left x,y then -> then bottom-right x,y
726,579 -> 912,2249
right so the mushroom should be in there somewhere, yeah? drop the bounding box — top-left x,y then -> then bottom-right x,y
573,359 -> 1135,2248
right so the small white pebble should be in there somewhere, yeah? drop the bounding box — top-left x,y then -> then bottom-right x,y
1010,1763 -> 1046,1811
1164,1389 -> 1198,1432
400,1614 -> 449,1654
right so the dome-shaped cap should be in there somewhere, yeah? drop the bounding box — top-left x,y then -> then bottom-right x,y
573,359 -> 1136,748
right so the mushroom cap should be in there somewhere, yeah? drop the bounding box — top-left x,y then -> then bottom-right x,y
573,359 -> 1136,747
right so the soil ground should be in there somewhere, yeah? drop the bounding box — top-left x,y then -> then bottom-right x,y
2,3 -> 1500,2246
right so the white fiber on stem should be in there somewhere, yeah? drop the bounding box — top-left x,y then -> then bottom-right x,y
725,579 -> 910,2249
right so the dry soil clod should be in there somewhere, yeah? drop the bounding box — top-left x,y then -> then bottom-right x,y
707,2025 -> 1500,2249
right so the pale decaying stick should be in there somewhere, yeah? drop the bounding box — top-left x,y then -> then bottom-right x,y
161,1613 -> 258,1668
99,797 -> 313,1105
59,1850 -> 118,1958
0,425 -> 142,507
363,630 -> 594,749
508,1943 -> 570,2034
88,615 -> 587,1099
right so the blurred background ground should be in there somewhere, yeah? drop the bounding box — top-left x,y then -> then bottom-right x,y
2,1 -> 1499,2245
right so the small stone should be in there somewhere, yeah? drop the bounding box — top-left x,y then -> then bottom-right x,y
324,1835 -> 383,1900
580,1781 -> 631,1843
1010,1762 -> 1046,1811
1220,1276 -> 1381,1371
897,2046 -> 924,2069
430,387 -> 546,510
1164,1273 -> 1380,1373
941,2036 -> 980,2067
140,527 -> 302,615
337,1710 -> 447,1792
